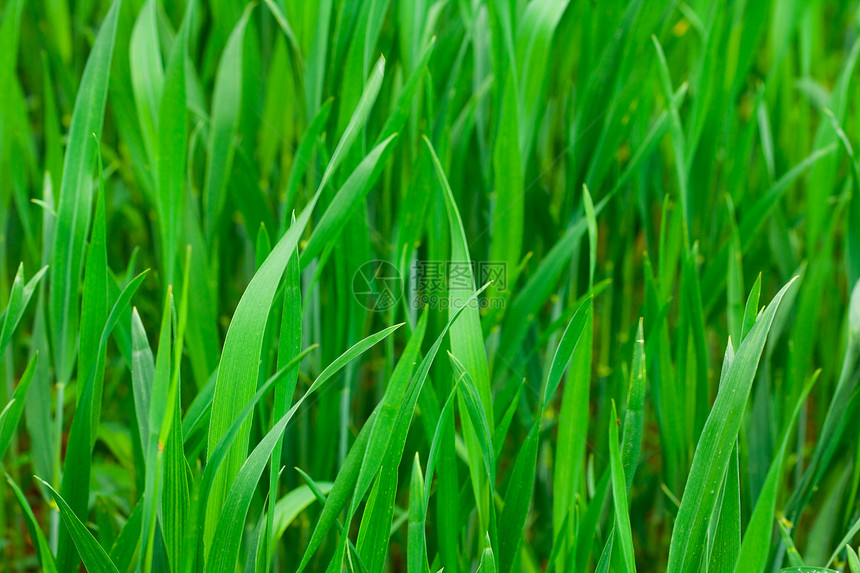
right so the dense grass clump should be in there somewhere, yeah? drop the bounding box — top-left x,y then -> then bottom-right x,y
3,0 -> 860,571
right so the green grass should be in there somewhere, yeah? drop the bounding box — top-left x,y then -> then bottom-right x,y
2,0 -> 860,571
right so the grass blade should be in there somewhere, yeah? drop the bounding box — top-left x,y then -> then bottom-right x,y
48,0 -> 121,386
56,270 -> 148,573
203,3 -> 254,239
38,477 -> 121,573
156,0 -> 192,286
0,352 -> 37,459
5,472 -> 58,573
0,264 -> 48,357
205,323 -> 402,572
668,278 -> 798,573
610,400 -> 636,573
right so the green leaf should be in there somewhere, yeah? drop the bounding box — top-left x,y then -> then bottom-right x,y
49,0 -> 122,386
56,270 -> 148,573
0,352 -> 37,459
825,513 -> 860,570
350,311 -> 427,518
156,0 -> 192,286
130,308 -> 153,457
701,146 -> 836,311
790,278 -> 860,517
408,454 -> 428,573
320,54 -> 386,195
272,483 -> 333,542
205,323 -> 401,572
513,0 -> 571,156
425,135 -> 494,536
38,477 -> 121,573
203,2 -> 254,239
609,401 -> 636,573
709,443 -> 740,573
497,190 -> 611,361
448,351 -> 495,486
139,286 -> 174,572
205,50 -> 386,549
476,534 -> 497,573
326,310 -> 429,571
540,296 -> 592,409
262,0 -> 300,56
301,133 -> 399,265
5,472 -> 58,573
297,283 -> 490,571
204,196 -> 318,549
129,0 -> 163,165
265,213 -> 302,569
594,530 -> 614,573
668,278 -> 798,573
554,291 -> 594,562
355,465 -> 398,573
0,264 -> 48,358
651,35 -> 690,232
498,420 -> 538,573
108,500 -> 143,572
488,67 -> 523,300
846,545 -> 860,573
621,318 -> 646,489
279,99 -> 333,230
375,37 -> 434,145
78,149 -> 108,438
162,259 -> 192,571
733,371 -> 817,573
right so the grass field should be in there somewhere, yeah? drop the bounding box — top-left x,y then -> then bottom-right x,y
2,0 -> 860,571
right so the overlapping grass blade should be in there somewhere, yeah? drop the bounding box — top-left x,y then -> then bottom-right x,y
130,308 -> 154,456
162,258 -> 192,571
668,278 -> 798,573
5,471 -> 57,573
138,285 -> 174,572
265,216 -> 302,569
408,454 -> 429,573
56,269 -> 147,573
203,3 -> 253,239
621,318 -> 646,489
48,0 -> 121,386
0,352 -> 37,458
204,198 -> 318,549
78,151 -> 108,434
38,477 -> 121,573
498,420 -> 538,573
350,311 -> 427,518
0,264 -> 47,357
205,323 -> 402,572
271,483 -> 333,542
278,99 -> 333,231
301,133 -> 399,265
425,135 -> 494,540
205,50 -> 389,550
297,283 -> 489,570
610,401 -> 636,573
733,371 -> 816,573
129,0 -> 163,164
789,279 -> 860,517
487,64 -> 522,303
156,0 -> 192,287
